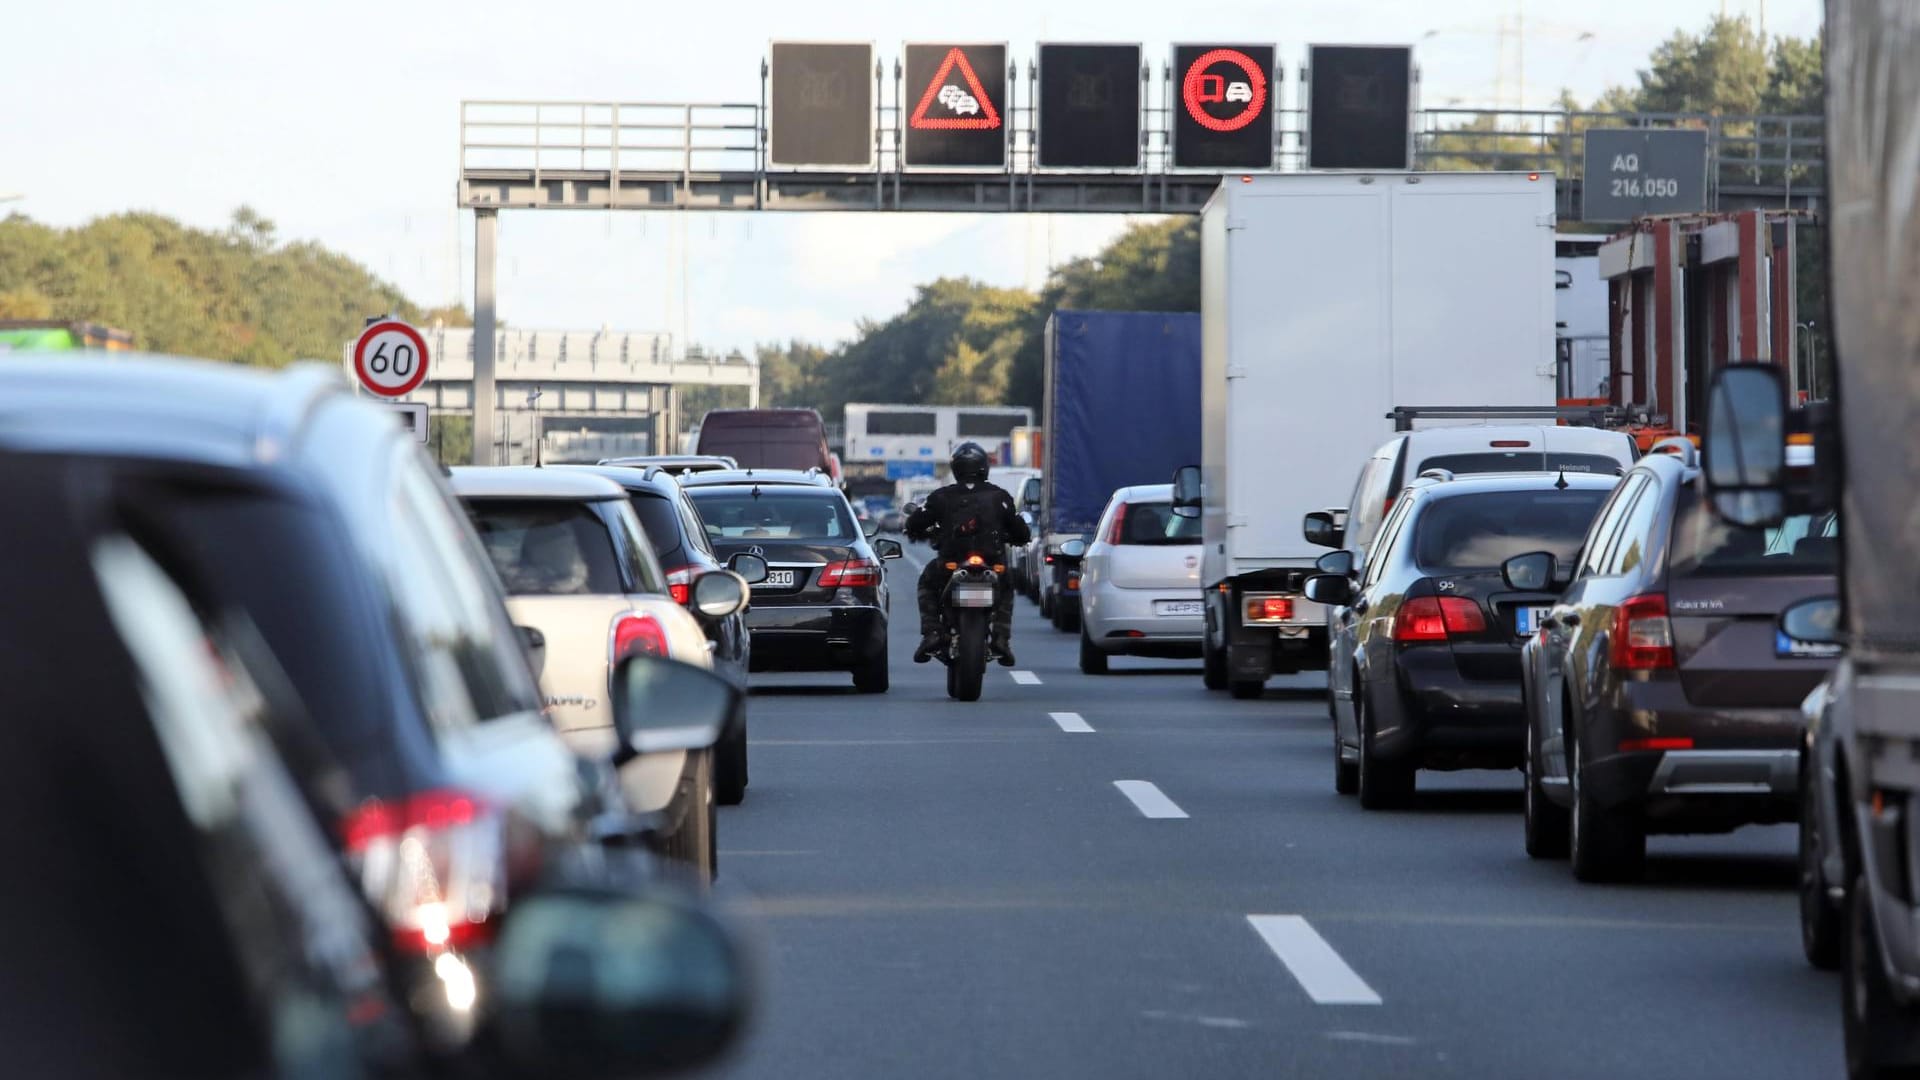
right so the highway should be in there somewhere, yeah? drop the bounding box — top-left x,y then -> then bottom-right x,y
713,550 -> 1839,1079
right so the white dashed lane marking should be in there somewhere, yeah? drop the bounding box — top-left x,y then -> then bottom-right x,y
1010,670 -> 1042,685
1113,780 -> 1188,819
1246,915 -> 1383,1005
1050,711 -> 1094,733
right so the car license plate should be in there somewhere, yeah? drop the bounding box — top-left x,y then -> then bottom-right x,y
1514,605 -> 1553,635
1777,630 -> 1842,659
756,569 -> 796,589
1154,600 -> 1204,616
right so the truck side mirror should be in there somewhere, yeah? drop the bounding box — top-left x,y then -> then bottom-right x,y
1303,510 -> 1346,549
1703,363 -> 1788,527
1171,465 -> 1201,519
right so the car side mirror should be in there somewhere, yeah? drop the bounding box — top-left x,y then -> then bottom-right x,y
517,625 -> 547,679
1303,510 -> 1346,549
726,552 -> 769,585
1019,510 -> 1035,527
1058,538 -> 1088,559
1314,549 -> 1354,577
690,571 -> 749,620
488,886 -> 749,1079
1780,595 -> 1843,649
1703,363 -> 1789,527
1501,551 -> 1559,592
863,519 -> 881,538
610,655 -> 742,758
1302,573 -> 1353,607
1171,465 -> 1201,519
872,537 -> 904,560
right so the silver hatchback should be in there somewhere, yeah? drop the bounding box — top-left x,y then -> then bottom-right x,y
1078,484 -> 1206,674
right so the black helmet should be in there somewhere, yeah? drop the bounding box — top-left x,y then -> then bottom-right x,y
950,442 -> 991,484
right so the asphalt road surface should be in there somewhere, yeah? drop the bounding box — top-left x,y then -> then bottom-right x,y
711,551 -> 1840,1079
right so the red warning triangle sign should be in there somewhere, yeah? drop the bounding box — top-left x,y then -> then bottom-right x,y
908,47 -> 1002,130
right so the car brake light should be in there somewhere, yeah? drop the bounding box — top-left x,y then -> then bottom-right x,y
1490,439 -> 1532,448
1393,596 -> 1485,641
1619,736 -> 1694,751
1105,502 -> 1129,545
612,612 -> 670,663
1611,593 -> 1675,669
1245,596 -> 1294,622
819,560 -> 882,587
340,789 -> 502,954
664,565 -> 696,606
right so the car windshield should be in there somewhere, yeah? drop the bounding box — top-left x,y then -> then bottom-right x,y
464,499 -> 625,595
1414,489 -> 1611,569
1671,490 -> 1841,577
687,489 -> 857,539
1418,451 -> 1623,476
1118,501 -> 1202,545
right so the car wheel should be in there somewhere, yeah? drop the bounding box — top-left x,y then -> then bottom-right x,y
1057,599 -> 1081,634
1333,723 -> 1359,795
1569,734 -> 1644,883
1040,585 -> 1054,619
1228,678 -> 1264,700
1801,772 -> 1842,969
715,717 -> 748,806
1355,687 -> 1414,810
662,750 -> 716,885
1844,870 -> 1920,1078
853,645 -> 890,693
1079,627 -> 1109,675
1523,717 -> 1570,859
1202,633 -> 1229,691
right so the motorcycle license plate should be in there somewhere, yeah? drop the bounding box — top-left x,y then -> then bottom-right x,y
755,569 -> 796,589
1154,600 -> 1204,616
952,585 -> 996,607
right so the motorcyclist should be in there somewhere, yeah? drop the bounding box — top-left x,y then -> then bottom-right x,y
906,442 -> 1031,666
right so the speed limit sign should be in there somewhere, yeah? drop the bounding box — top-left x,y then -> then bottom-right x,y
352,319 -> 430,397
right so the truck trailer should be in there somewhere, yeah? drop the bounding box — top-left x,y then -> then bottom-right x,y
1188,171 -> 1558,697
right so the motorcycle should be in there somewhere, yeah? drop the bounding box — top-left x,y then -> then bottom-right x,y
936,552 -> 1001,701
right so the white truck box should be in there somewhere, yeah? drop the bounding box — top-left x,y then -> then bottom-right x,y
1196,172 -> 1557,691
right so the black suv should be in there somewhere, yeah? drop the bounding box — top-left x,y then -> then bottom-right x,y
685,481 -> 903,691
1305,471 -> 1617,809
1515,445 -> 1840,881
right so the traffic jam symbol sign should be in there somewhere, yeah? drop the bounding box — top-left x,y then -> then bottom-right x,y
1170,44 -> 1275,169
1182,48 -> 1267,133
909,47 -> 1002,130
352,319 -> 429,398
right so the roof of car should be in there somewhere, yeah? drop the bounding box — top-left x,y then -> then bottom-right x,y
0,354 -> 353,469
1407,470 -> 1622,497
682,480 -> 844,498
1392,424 -> 1638,457
548,463 -> 680,495
448,466 -> 628,500
1111,483 -> 1173,502
678,468 -> 834,488
598,454 -> 736,471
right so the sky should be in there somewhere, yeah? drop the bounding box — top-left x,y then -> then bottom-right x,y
2,0 -> 1819,356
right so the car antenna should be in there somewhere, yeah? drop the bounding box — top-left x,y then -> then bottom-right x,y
1554,468 -> 1569,490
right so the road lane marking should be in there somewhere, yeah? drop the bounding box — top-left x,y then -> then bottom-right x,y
1050,711 -> 1094,733
1010,670 -> 1042,685
1113,780 -> 1188,819
1246,915 -> 1382,1005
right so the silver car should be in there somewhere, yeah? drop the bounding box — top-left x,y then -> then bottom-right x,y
1078,484 -> 1205,674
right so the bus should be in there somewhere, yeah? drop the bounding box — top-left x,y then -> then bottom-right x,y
843,404 -> 1033,472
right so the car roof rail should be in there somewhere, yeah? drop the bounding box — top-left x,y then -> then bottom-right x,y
1647,436 -> 1699,466
1414,467 -> 1455,483
639,465 -> 664,483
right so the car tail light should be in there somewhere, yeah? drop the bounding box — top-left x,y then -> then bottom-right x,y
819,559 -> 882,587
1393,596 -> 1485,642
664,565 -> 696,606
341,789 -> 503,954
1619,736 -> 1694,751
1245,596 -> 1294,623
1105,502 -> 1129,545
612,612 -> 670,664
1610,593 -> 1675,670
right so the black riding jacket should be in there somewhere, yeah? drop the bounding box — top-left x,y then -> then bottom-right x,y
905,481 -> 1032,562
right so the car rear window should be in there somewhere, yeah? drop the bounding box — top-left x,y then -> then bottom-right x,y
465,499 -> 626,596
1414,489 -> 1612,570
627,493 -> 685,564
1418,451 -> 1623,476
1119,502 -> 1202,546
1670,490 -> 1840,577
687,489 -> 858,540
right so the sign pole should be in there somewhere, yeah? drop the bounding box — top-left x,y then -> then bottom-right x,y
473,208 -> 498,466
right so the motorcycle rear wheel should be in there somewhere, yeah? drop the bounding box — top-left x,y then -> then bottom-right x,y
952,609 -> 987,701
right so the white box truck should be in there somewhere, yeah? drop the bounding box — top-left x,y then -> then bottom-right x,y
1180,172 -> 1558,697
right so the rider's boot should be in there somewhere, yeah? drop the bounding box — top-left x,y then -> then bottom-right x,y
914,628 -> 944,663
990,627 -> 1016,667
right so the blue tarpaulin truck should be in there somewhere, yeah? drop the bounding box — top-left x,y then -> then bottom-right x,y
1037,310 -> 1202,628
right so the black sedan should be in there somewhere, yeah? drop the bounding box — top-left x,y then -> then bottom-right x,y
1305,471 -> 1616,809
685,481 -> 903,692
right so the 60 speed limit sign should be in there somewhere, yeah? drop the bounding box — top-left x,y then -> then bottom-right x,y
352,319 -> 430,397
